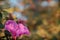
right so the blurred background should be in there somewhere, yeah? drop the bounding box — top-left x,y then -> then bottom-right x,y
0,0 -> 60,40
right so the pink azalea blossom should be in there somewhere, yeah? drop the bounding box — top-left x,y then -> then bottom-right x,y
5,20 -> 30,37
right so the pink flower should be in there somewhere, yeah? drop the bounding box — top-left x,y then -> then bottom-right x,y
5,20 -> 30,37
16,23 -> 30,37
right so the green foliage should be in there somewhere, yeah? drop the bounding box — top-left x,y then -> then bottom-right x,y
0,23 -> 4,29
